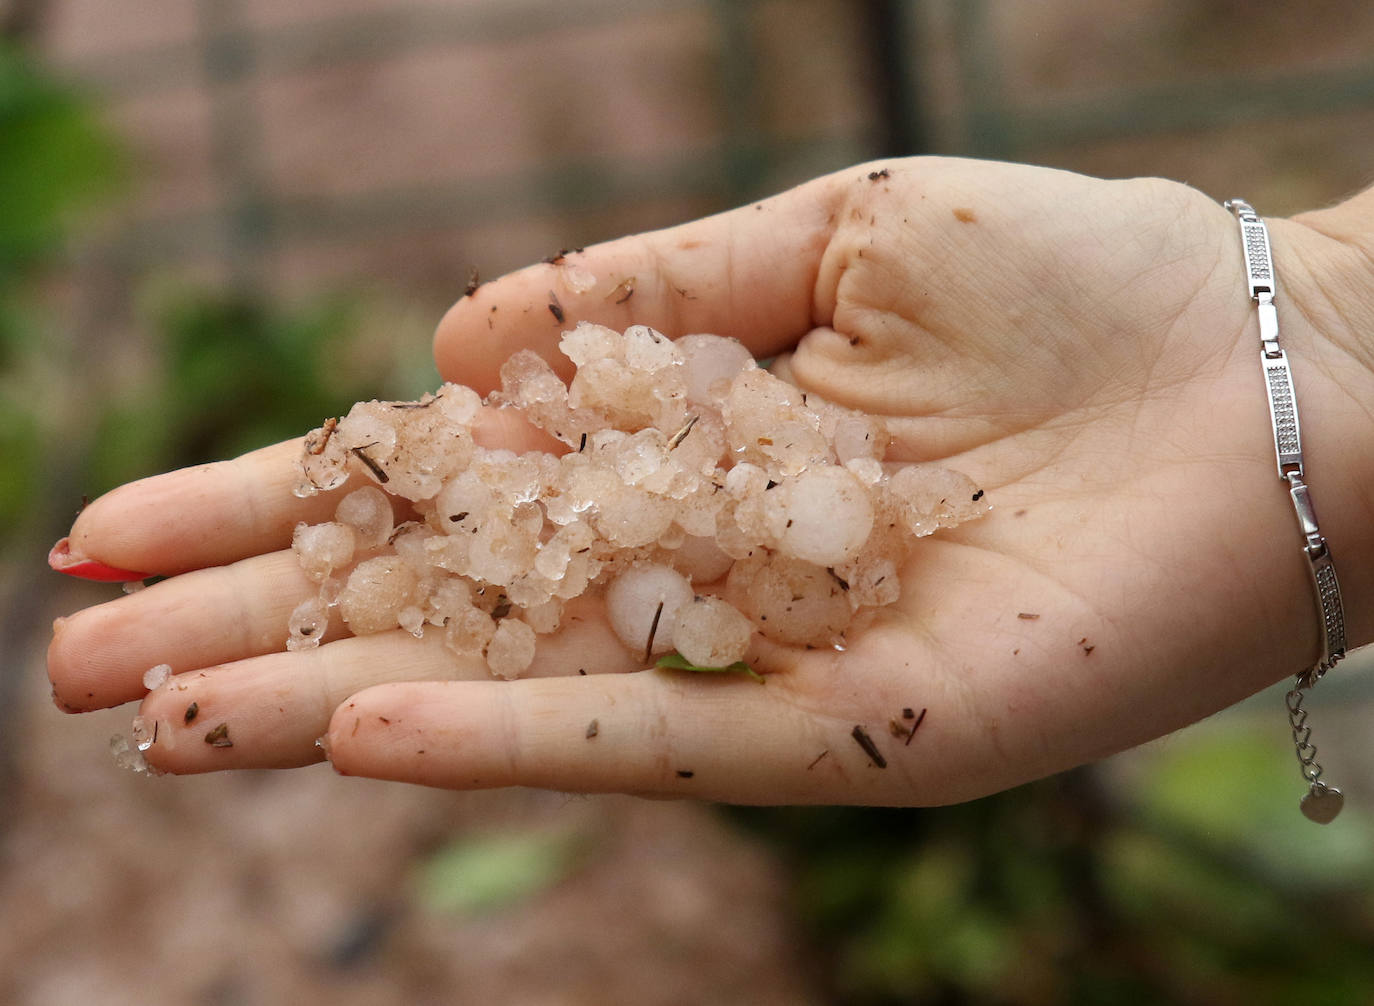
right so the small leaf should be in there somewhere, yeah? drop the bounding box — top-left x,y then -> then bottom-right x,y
416,828 -> 583,916
655,652 -> 764,682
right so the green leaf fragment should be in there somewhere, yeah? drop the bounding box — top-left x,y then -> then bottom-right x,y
655,651 -> 764,682
416,828 -> 584,916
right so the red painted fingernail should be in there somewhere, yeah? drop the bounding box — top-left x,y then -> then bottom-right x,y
47,537 -> 151,583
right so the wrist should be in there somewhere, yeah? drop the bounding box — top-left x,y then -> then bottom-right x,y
1284,186 -> 1374,374
1263,193 -> 1374,652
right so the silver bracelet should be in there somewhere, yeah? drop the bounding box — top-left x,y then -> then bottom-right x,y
1225,198 -> 1348,824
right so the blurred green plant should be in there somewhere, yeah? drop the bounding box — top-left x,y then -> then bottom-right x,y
728,724 -> 1374,1005
0,42 -> 123,546
84,287 -> 391,493
0,42 -> 121,271
414,827 -> 587,917
0,44 -> 424,549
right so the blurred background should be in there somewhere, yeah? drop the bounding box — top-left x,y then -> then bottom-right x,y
5,1 -> 1374,1002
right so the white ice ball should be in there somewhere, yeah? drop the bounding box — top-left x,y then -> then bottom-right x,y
777,466 -> 874,565
605,563 -> 695,661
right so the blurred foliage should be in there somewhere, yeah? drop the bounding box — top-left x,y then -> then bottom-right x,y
729,724 -> 1374,1005
414,827 -> 587,917
0,44 -> 419,546
84,287 -> 387,493
0,41 -> 122,272
0,42 -> 123,545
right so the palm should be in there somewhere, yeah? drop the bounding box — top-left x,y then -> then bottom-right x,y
669,162 -> 1294,802
49,158 -> 1369,804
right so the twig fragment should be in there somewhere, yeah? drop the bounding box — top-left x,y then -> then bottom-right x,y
667,414 -> 699,449
644,601 -> 664,663
904,708 -> 927,746
350,446 -> 389,484
851,725 -> 886,768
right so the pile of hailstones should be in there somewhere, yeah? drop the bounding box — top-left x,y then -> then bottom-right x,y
288,323 -> 989,678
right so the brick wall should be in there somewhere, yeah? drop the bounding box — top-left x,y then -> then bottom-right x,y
29,0 -> 1374,339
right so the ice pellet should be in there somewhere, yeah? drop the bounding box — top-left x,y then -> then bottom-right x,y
670,596 -> 753,668
729,554 -> 852,647
338,557 -> 417,635
293,521 -> 357,582
287,596 -> 329,650
486,617 -> 537,679
335,486 -> 393,548
562,264 -> 597,294
605,563 -> 694,660
110,733 -> 155,775
888,465 -> 991,537
142,663 -> 172,691
777,467 -> 874,566
677,333 -> 755,406
131,716 -> 154,752
291,325 -> 989,679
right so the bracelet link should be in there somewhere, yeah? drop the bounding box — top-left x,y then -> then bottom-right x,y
1262,349 -> 1303,476
1286,473 -> 1323,553
1258,299 -> 1279,351
1224,198 -> 1276,297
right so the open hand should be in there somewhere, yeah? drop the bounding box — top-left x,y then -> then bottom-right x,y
47,158 -> 1374,804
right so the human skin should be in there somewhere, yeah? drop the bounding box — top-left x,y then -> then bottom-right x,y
46,158 -> 1374,805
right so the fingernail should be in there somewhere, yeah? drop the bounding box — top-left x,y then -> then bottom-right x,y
48,537 -> 151,583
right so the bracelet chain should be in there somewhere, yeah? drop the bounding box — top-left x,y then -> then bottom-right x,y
1224,198 -> 1348,823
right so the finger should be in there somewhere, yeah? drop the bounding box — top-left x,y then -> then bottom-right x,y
134,593 -> 642,774
324,666 -> 950,805
136,632 -> 470,773
60,438 -> 337,579
56,408 -> 562,579
48,550 -> 328,712
433,166 -> 861,394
